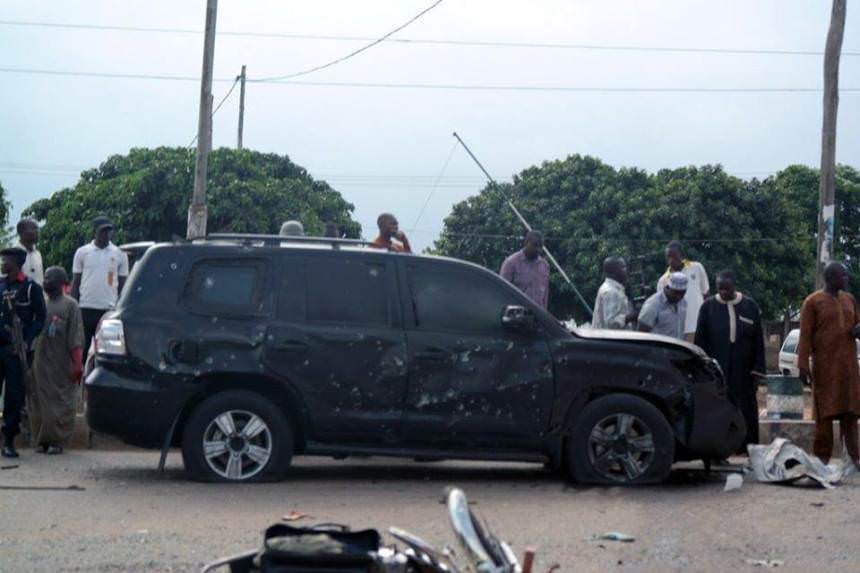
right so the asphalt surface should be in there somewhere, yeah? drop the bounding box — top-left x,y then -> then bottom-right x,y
1,450 -> 859,572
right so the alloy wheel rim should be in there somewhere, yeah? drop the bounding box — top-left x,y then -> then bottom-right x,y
202,409 -> 272,480
587,413 -> 656,483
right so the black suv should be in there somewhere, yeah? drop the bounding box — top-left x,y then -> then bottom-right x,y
86,234 -> 745,484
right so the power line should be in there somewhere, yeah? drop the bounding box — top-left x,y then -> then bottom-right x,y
188,75 -> 241,148
256,0 -> 445,82
3,67 -> 859,93
410,140 -> 460,231
2,19 -> 858,57
412,229 -> 816,243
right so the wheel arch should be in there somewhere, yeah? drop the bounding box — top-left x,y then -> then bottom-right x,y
171,372 -> 310,452
560,387 -> 674,436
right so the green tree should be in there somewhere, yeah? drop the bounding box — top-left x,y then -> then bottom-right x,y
761,163 -> 860,290
434,155 -> 812,321
0,179 -> 13,245
24,147 -> 362,268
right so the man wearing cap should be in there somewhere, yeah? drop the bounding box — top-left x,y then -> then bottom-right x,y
657,241 -> 710,342
0,247 -> 46,458
638,272 -> 688,340
70,216 -> 129,358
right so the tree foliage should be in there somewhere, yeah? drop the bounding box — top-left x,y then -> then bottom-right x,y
24,147 -> 362,268
434,154 -> 837,321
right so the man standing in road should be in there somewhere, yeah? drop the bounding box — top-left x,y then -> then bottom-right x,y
30,267 -> 84,455
371,213 -> 412,253
14,219 -> 43,286
592,256 -> 636,330
500,231 -> 550,309
0,247 -> 46,458
797,261 -> 860,467
695,270 -> 766,449
71,216 -> 129,358
657,241 -> 709,342
638,272 -> 688,340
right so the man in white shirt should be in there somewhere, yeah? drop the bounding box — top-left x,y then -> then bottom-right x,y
13,219 -> 43,285
70,216 -> 129,356
657,241 -> 709,342
592,256 -> 636,330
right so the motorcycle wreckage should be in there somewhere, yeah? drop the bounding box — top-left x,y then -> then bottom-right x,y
202,488 -> 542,573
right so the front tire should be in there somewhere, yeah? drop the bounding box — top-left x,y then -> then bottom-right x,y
567,394 -> 674,485
181,390 -> 293,482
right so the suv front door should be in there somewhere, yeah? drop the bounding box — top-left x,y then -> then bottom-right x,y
263,253 -> 408,444
401,260 -> 554,449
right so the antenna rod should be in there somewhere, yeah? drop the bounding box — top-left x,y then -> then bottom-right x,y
452,131 -> 593,316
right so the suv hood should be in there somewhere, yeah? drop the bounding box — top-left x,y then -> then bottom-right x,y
571,327 -> 708,359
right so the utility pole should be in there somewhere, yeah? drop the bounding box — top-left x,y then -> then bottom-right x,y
187,0 -> 218,240
237,65 -> 246,150
816,0 -> 847,287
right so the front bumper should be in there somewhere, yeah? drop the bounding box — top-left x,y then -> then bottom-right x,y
686,383 -> 747,459
86,364 -> 191,448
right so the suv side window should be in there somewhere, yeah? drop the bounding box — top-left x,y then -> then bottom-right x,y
408,264 -> 521,334
306,258 -> 390,326
185,259 -> 266,316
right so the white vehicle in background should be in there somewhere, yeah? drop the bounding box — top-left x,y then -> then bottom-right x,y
779,328 -> 860,376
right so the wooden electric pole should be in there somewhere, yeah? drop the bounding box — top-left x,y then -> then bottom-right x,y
187,0 -> 218,240
816,0 -> 847,288
237,65 -> 246,150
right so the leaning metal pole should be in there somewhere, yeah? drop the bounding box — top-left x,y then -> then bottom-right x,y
452,132 -> 593,316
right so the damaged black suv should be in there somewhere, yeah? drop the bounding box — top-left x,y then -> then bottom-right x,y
86,234 -> 745,484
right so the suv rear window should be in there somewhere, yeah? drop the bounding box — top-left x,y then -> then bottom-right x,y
306,258 -> 390,326
185,260 -> 265,315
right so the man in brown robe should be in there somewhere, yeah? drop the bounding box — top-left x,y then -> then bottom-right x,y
30,267 -> 84,454
797,262 -> 860,466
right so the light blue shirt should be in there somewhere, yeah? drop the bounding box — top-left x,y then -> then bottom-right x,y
638,290 -> 687,340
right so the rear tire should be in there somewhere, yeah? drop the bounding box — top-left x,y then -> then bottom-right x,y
567,394 -> 674,485
181,390 -> 293,483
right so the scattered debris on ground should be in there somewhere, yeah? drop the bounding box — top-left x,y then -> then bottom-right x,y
810,501 -> 825,508
748,438 -> 852,489
0,484 -> 84,491
281,511 -> 312,522
589,532 -> 635,543
745,558 -> 784,568
0,465 -> 19,470
724,473 -> 743,492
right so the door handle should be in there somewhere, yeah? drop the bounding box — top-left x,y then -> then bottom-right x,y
273,340 -> 309,352
415,348 -> 450,362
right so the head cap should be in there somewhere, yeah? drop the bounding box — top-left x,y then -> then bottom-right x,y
668,272 -> 688,291
279,220 -> 305,237
93,215 -> 114,232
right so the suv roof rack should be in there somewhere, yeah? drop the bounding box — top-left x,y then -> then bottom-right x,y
205,233 -> 376,250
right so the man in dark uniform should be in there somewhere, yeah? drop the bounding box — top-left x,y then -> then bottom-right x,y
0,247 -> 46,458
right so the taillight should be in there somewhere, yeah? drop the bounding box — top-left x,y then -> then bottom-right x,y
95,319 -> 126,356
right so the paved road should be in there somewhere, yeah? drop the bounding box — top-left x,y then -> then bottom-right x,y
1,450 -> 859,572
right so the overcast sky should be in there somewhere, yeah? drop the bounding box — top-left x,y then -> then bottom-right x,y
1,1 -> 858,251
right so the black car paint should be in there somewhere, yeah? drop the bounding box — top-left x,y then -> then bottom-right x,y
86,242 -> 744,464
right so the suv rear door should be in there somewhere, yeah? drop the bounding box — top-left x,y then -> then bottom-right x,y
400,259 -> 554,449
263,252 -> 408,444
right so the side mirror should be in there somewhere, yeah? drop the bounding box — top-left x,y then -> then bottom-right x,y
501,305 -> 536,331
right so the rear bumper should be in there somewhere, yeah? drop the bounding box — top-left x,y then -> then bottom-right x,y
86,365 -> 190,448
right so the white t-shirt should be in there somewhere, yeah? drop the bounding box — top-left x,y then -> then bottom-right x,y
14,242 -> 44,285
72,241 -> 130,310
657,261 -> 709,334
